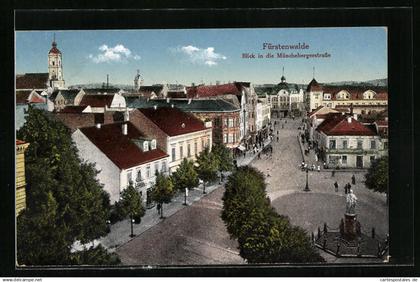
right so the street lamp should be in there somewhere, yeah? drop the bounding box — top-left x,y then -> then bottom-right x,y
129,214 -> 135,238
304,168 -> 311,192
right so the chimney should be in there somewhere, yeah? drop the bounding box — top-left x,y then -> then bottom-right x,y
96,123 -> 101,129
353,113 -> 358,120
124,107 -> 130,121
347,117 -> 352,123
122,123 -> 128,135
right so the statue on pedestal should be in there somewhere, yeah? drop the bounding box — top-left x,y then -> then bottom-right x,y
346,189 -> 357,215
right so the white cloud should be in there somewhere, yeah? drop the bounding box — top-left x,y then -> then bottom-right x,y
89,44 -> 141,63
175,45 -> 226,66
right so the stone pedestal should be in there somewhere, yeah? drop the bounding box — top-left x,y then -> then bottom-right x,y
344,213 -> 358,240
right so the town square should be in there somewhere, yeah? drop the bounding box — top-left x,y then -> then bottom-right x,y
14,27 -> 389,266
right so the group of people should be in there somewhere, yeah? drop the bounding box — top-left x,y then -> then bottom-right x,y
301,161 -> 320,172
333,174 -> 357,193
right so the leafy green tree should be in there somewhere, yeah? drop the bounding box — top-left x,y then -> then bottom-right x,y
365,156 -> 389,202
117,184 -> 145,223
212,142 -> 234,180
16,106 -> 113,265
172,158 -> 199,192
151,172 -> 175,218
196,147 -> 219,193
70,245 -> 120,265
222,166 -> 324,263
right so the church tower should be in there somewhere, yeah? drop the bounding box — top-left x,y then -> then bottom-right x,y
48,35 -> 65,89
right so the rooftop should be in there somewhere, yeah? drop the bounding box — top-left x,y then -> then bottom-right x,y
316,114 -> 376,136
80,122 -> 168,169
138,107 -> 208,137
16,73 -> 49,90
79,94 -> 114,108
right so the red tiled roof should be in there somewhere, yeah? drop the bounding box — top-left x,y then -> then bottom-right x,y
49,42 -> 61,54
139,107 -> 208,136
80,122 -> 168,169
186,83 -> 243,98
16,73 -> 49,90
16,139 -> 26,145
79,94 -> 114,107
16,90 -> 32,104
60,106 -> 88,114
316,115 -> 376,136
306,78 -> 322,92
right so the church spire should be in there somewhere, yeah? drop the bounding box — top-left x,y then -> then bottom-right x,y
280,66 -> 286,83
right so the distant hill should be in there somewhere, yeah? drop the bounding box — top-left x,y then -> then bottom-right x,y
326,78 -> 387,87
69,83 -> 134,91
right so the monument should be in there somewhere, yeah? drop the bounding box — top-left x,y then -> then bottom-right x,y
314,189 -> 388,258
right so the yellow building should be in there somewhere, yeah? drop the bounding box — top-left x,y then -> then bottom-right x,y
16,140 -> 29,215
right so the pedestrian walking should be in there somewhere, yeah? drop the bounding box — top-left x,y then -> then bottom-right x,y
277,136 -> 279,142
334,181 -> 339,192
344,183 -> 348,194
317,165 -> 320,172
352,174 -> 356,185
157,203 -> 161,215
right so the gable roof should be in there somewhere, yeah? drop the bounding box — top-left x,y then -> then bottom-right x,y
16,90 -> 46,104
138,107 -> 208,136
79,122 -> 168,169
50,89 -> 81,103
79,94 -> 114,107
127,98 -> 240,113
60,105 -> 89,114
16,73 -> 49,90
186,83 -> 244,98
316,115 -> 376,136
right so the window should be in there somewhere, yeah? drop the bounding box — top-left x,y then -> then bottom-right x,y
342,140 -> 348,149
228,133 -> 233,143
151,140 -> 156,150
187,143 -> 191,157
136,169 -> 142,182
329,139 -> 336,149
223,118 -> 228,127
228,118 -> 234,128
154,162 -> 159,174
161,161 -> 167,173
146,165 -> 151,178
342,156 -> 347,164
202,139 -> 205,150
127,170 -> 133,185
194,141 -> 198,156
357,140 -> 363,149
143,141 -> 149,152
370,140 -> 376,149
370,156 -> 375,163
223,134 -> 228,143
180,145 -> 184,159
171,147 -> 176,162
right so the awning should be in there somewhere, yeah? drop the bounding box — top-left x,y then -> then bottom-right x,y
238,145 -> 246,151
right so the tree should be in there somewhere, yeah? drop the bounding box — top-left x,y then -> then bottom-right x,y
172,158 -> 199,192
16,106 -> 113,265
212,143 -> 234,181
196,147 -> 219,193
221,166 -> 324,263
117,184 -> 145,224
365,156 -> 389,202
151,172 -> 175,218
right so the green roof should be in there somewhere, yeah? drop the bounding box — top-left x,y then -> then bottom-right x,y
126,98 -> 240,113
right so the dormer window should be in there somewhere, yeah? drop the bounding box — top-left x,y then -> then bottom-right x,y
151,139 -> 157,150
143,141 -> 149,152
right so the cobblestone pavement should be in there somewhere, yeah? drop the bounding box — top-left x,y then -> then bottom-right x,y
250,116 -> 389,263
116,187 -> 244,265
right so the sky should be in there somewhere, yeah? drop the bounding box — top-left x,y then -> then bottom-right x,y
15,27 -> 387,86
